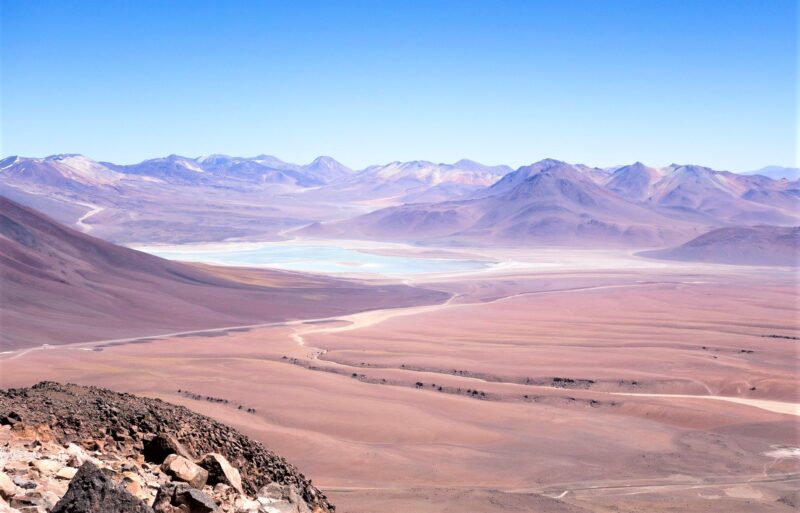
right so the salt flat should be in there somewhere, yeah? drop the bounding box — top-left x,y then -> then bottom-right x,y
134,238 -> 490,275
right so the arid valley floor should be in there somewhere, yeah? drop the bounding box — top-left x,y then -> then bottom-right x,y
2,246 -> 798,512
4,3 -> 799,510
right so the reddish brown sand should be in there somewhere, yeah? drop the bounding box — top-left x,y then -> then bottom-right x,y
1,253 -> 798,512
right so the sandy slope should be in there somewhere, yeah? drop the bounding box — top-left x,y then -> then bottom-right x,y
0,195 -> 447,349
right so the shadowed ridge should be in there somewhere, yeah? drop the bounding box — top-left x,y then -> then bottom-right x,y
0,195 -> 448,349
639,225 -> 800,266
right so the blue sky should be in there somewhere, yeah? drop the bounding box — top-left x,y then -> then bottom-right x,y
2,0 -> 796,170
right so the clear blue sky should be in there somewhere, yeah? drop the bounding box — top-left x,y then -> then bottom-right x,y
2,0 -> 796,171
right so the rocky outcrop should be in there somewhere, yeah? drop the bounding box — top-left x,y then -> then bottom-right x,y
161,455 -> 208,489
51,462 -> 155,513
144,434 -> 195,464
200,454 -> 243,494
0,382 -> 333,513
152,482 -> 217,513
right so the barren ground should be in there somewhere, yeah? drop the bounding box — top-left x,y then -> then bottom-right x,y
1,249 -> 798,512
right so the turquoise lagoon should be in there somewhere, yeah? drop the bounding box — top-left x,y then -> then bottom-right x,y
141,242 -> 488,276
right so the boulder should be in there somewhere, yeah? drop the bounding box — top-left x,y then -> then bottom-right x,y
257,484 -> 312,513
0,412 -> 21,426
50,462 -> 154,513
143,434 -> 193,464
198,453 -> 243,493
56,467 -> 79,480
153,482 -> 217,513
66,443 -> 97,467
161,454 -> 208,489
42,489 -> 62,509
32,459 -> 62,475
10,490 -> 46,510
12,477 -> 36,489
0,471 -> 17,499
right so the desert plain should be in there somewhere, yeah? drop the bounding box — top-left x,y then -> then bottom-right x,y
1,245 -> 798,512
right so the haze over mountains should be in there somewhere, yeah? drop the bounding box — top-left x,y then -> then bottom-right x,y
305,159 -> 799,246
0,153 -> 797,249
743,166 -> 800,181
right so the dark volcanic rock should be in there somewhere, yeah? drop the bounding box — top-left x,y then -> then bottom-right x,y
144,434 -> 195,464
51,462 -> 154,513
153,482 -> 217,513
199,453 -> 243,492
0,411 -> 21,426
0,381 -> 333,512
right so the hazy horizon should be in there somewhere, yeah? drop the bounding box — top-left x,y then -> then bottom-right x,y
1,151 -> 795,174
2,0 -> 797,171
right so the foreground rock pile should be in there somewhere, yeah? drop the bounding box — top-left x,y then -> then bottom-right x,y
0,382 -> 332,512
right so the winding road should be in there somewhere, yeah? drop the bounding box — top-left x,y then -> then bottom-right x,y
5,278 -> 798,419
75,202 -> 105,233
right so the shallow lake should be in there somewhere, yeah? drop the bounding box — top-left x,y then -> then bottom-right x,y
139,241 -> 489,276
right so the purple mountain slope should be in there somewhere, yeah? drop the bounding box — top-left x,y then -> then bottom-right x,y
639,225 -> 799,266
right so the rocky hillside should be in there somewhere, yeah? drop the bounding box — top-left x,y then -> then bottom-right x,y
0,382 -> 332,512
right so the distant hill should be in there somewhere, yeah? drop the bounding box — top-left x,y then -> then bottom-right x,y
743,166 -> 800,181
0,195 -> 446,349
639,225 -> 799,266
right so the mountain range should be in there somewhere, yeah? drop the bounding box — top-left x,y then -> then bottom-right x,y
0,153 -> 797,247
303,159 -> 799,246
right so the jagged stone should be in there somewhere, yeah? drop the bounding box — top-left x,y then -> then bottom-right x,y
0,470 -> 17,499
65,443 -> 93,467
56,467 -> 79,480
32,459 -> 62,474
153,482 -> 217,513
256,484 -> 312,513
161,454 -> 208,489
144,434 -> 193,464
199,453 -> 243,493
50,462 -> 154,513
10,490 -> 45,510
13,477 -> 37,489
42,489 -> 61,509
0,411 -> 21,426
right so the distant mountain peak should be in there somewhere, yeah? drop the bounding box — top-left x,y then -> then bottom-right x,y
307,155 -> 348,170
196,153 -> 233,163
449,159 -> 512,176
46,153 -> 86,161
164,153 -> 194,161
303,156 -> 352,181
310,155 -> 338,164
